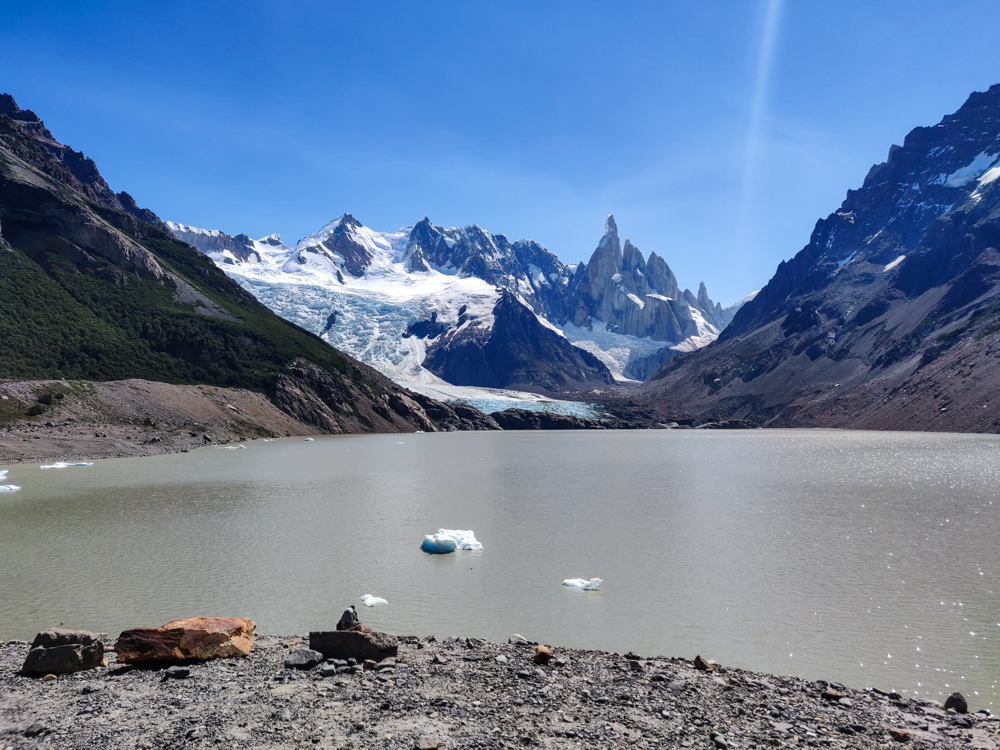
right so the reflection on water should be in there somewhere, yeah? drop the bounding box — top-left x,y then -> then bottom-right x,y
1,430 -> 999,708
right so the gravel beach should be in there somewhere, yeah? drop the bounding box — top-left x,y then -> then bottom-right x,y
1,634 -> 995,750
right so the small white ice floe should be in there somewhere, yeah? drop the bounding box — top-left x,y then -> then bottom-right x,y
223,445 -> 246,450
0,470 -> 7,479
420,529 -> 482,554
359,595 -> 387,607
40,462 -> 93,470
303,438 -> 314,442
563,578 -> 603,590
0,485 -> 20,493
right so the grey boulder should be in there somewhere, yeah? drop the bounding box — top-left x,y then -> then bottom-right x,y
309,631 -> 398,663
22,628 -> 106,675
284,648 -> 324,670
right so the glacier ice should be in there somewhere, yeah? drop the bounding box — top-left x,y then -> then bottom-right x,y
172,213 -> 736,401
359,594 -> 387,607
420,528 -> 482,554
563,578 -> 603,590
0,470 -> 6,480
421,534 -> 458,554
40,462 -> 93,470
0,484 -> 20,492
437,529 -> 482,550
303,438 -> 314,442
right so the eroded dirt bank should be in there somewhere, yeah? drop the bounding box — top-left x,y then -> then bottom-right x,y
0,379 -> 324,464
1,635 -> 994,750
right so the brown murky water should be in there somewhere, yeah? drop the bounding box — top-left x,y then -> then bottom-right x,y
1,430 -> 998,707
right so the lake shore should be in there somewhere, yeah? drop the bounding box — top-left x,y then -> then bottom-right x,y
0,378 -> 324,466
1,634 -> 993,750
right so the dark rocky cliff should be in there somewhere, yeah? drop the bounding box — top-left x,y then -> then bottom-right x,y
421,291 -> 615,392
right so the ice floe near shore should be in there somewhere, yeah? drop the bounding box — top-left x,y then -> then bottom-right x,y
40,462 -> 93,469
359,595 -> 387,607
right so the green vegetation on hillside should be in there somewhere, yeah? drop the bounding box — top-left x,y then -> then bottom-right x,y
0,233 -> 374,392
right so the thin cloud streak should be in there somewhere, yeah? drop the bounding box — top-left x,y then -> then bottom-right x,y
737,0 -> 785,252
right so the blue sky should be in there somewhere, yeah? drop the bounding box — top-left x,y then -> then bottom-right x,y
3,1 -> 1000,305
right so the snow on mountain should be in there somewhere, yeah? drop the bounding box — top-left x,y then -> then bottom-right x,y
168,213 -> 740,398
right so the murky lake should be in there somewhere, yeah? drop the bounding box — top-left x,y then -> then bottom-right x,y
1,430 -> 998,708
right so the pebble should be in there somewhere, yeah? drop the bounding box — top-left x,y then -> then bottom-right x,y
164,665 -> 190,679
81,681 -> 105,694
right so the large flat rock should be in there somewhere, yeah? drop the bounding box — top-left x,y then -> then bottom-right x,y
309,631 -> 398,662
116,617 -> 256,664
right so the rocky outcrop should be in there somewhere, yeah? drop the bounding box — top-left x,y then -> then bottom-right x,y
116,617 -> 256,664
0,118 -> 165,281
309,630 -> 399,662
407,393 -> 502,431
21,629 -> 106,675
268,358 -> 500,433
423,291 -> 615,391
490,408 -> 643,430
308,213 -> 374,277
166,222 -> 263,263
577,217 -> 712,343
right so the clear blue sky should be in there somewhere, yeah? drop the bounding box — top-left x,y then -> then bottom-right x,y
3,1 -> 1000,305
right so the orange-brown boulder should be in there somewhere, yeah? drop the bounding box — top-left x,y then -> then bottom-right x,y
693,654 -> 714,671
116,617 -> 255,664
534,645 -> 553,665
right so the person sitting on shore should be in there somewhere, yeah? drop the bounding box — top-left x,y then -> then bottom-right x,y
336,605 -> 372,632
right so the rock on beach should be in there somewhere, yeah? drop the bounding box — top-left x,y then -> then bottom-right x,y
21,628 -> 106,675
309,630 -> 398,662
115,616 -> 256,664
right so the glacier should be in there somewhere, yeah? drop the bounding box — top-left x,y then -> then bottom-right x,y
169,213 -> 737,402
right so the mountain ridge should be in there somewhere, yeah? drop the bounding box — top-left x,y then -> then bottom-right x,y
169,211 -> 746,389
637,83 -> 1000,433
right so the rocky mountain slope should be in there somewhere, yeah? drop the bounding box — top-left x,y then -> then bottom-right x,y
0,94 -> 495,435
640,84 -> 1000,432
170,211 -> 742,393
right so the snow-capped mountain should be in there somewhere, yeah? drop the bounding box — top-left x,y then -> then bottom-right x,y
169,212 -> 735,391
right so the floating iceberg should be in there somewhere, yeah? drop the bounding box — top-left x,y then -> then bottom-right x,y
0,484 -> 20,492
563,578 -> 603,590
359,594 -> 387,607
420,529 -> 482,554
304,438 -> 314,442
40,462 -> 93,470
421,533 -> 458,554
224,445 -> 246,450
0,470 -> 6,480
